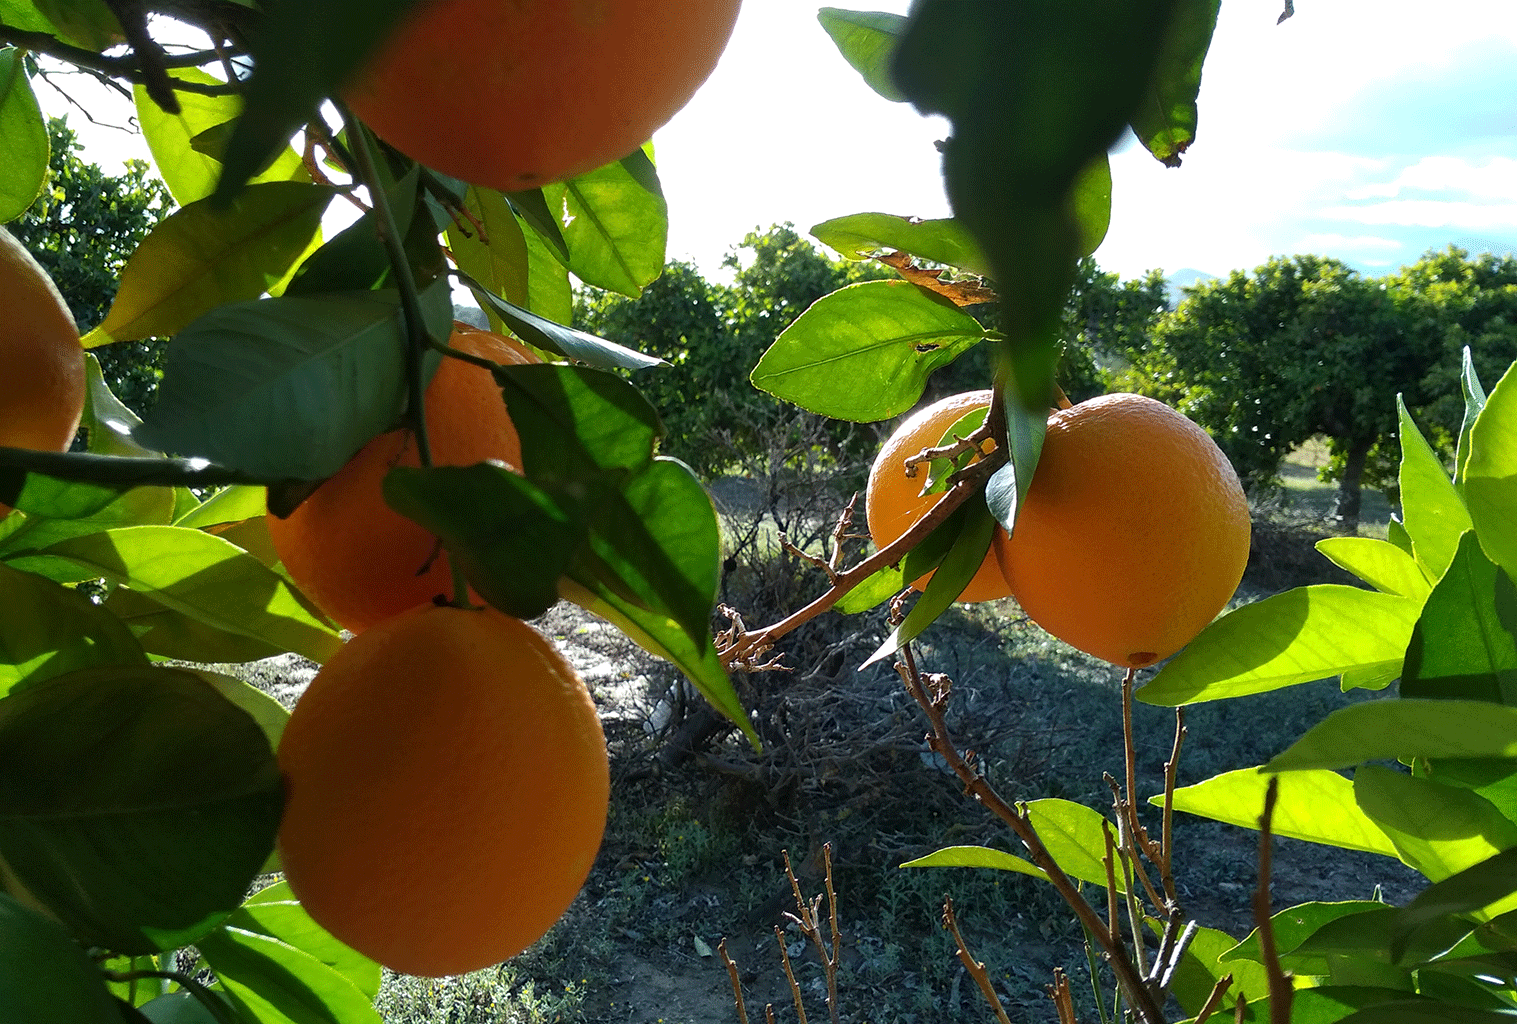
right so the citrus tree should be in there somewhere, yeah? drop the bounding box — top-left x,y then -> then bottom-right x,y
4,2 -> 1517,1024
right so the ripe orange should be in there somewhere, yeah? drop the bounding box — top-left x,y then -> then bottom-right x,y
266,324 -> 537,633
343,0 -> 743,190
865,390 -> 1014,604
0,227 -> 85,470
276,603 -> 609,977
992,393 -> 1250,668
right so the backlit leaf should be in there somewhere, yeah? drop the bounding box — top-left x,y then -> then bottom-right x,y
812,213 -> 989,275
1025,798 -> 1126,892
1128,0 -> 1220,166
542,148 -> 666,298
239,880 -> 381,1000
1399,396 -> 1472,582
1466,363 -> 1517,582
1454,345 -> 1487,488
1401,531 -> 1517,704
449,187 -> 529,315
198,925 -> 380,1024
1315,536 -> 1432,600
1356,765 -> 1517,889
900,844 -> 1047,881
0,561 -> 146,698
817,8 -> 907,102
0,47 -> 48,222
1266,701 -> 1517,772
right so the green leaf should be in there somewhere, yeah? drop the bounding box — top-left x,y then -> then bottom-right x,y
1136,585 -> 1422,706
497,362 -> 660,479
503,188 -> 570,265
1025,798 -> 1126,892
104,586 -> 305,664
0,892 -> 121,1023
216,0 -> 419,200
1355,765 -> 1517,888
750,280 -> 987,422
985,382 -> 1049,531
80,353 -> 162,458
1423,759 -> 1517,825
0,471 -> 175,549
0,561 -> 146,697
0,666 -> 283,952
1396,849 -> 1517,955
383,464 -> 577,621
1399,396 -> 1473,582
1161,768 -> 1399,858
522,212 -> 574,323
811,213 -> 988,275
138,991 -> 235,1024
1454,346 -> 1488,489
1221,901 -> 1389,971
136,68 -> 308,206
1128,0 -> 1220,166
173,485 -> 268,531
30,0 -> 120,50
1315,536 -> 1432,600
449,187 -> 529,311
0,47 -> 48,222
541,149 -> 667,298
465,274 -> 664,371
198,925 -> 382,1024
239,880 -> 381,1000
84,182 -> 335,346
134,282 -> 453,481
899,844 -> 1047,881
37,526 -> 341,664
1466,362 -> 1517,582
1068,154 -> 1112,258
1336,1002 -> 1517,1023
834,496 -> 970,614
817,8 -> 908,102
1164,924 -> 1269,1019
1401,531 -> 1517,704
1266,701 -> 1517,772
194,670 -> 290,755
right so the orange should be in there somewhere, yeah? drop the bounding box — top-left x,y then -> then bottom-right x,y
266,324 -> 537,633
276,603 -> 609,977
343,0 -> 743,190
992,393 -> 1250,668
865,390 -> 1014,604
0,227 -> 85,473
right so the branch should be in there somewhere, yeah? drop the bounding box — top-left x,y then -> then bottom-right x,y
1254,777 -> 1292,1024
0,22 -> 240,95
943,896 -> 1014,1024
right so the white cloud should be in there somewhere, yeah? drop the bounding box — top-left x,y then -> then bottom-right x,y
1346,157 -> 1517,202
1294,233 -> 1403,253
1322,200 -> 1517,229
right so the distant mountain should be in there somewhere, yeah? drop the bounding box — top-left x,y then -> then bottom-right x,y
1164,268 -> 1219,307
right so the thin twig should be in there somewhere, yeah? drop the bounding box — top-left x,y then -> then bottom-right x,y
1047,967 -> 1079,1024
774,925 -> 809,1024
1161,707 -> 1187,903
1,22 -> 239,95
718,939 -> 750,1024
943,896 -> 1014,1024
1193,975 -> 1234,1024
1255,777 -> 1291,1024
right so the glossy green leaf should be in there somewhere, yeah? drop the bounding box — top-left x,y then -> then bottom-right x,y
986,383 -> 1049,531
542,149 -> 666,298
239,880 -> 381,1000
1069,154 -> 1112,258
899,844 -> 1047,880
1128,0 -> 1220,165
198,925 -> 381,1024
80,353 -> 161,458
465,274 -> 664,370
750,280 -> 987,422
1024,798 -> 1126,893
1315,536 -> 1432,600
103,586 -> 300,664
833,495 -> 971,614
0,561 -> 146,697
1164,923 -> 1269,1019
1399,396 -> 1473,582
1396,849 -> 1517,955
1161,768 -> 1399,858
135,282 -> 452,480
811,213 -> 988,275
0,892 -> 121,1023
0,47 -> 48,222
84,182 -> 335,346
216,0 -> 419,200
1266,701 -> 1517,773
1402,531 -> 1517,704
0,666 -> 282,952
817,8 -> 907,102
1222,901 -> 1388,970
1356,765 -> 1517,888
449,186 -> 529,314
136,68 -> 308,206
1137,585 -> 1422,706
0,471 -> 174,549
38,526 -> 341,663
522,211 -> 574,323
1466,363 -> 1517,582
173,485 -> 268,531
1454,346 -> 1488,488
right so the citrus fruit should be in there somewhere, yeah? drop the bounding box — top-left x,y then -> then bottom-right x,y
0,226 -> 85,461
277,603 -> 609,977
865,390 -> 1014,604
992,392 -> 1250,668
266,324 -> 537,633
343,0 -> 743,190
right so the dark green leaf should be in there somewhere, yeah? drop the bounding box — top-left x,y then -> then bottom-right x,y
198,925 -> 381,1024
31,0 -> 120,51
464,273 -> 664,370
0,47 -> 49,222
495,362 -> 661,480
0,561 -> 146,697
1266,700 -> 1517,772
834,497 -> 969,614
0,892 -> 121,1023
985,383 -> 1048,531
137,991 -> 235,1024
383,464 -> 579,620
1128,0 -> 1220,166
817,8 -> 907,101
1423,759 -> 1517,825
216,0 -> 421,201
85,182 -> 335,345
750,280 -> 987,422
542,148 -> 667,298
0,666 -> 282,952
1336,1001 -> 1517,1022
134,281 -> 452,480
502,188 -> 570,265
1395,849 -> 1517,960
1355,765 -> 1517,884
811,213 -> 988,274
1402,531 -> 1517,704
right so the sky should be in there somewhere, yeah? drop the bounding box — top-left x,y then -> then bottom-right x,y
35,0 -> 1517,284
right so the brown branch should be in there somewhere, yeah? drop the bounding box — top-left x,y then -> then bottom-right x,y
1,22 -> 240,95
718,939 -> 750,1024
101,0 -> 178,113
943,896 -> 1014,1024
1161,707 -> 1186,903
1193,975 -> 1234,1024
1047,967 -> 1079,1024
774,925 -> 809,1024
780,845 -> 841,1024
1254,777 -> 1292,1024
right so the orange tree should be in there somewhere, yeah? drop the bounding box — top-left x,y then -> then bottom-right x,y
4,2 -> 1517,1023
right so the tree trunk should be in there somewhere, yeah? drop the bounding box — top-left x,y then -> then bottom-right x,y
1333,437 -> 1373,534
